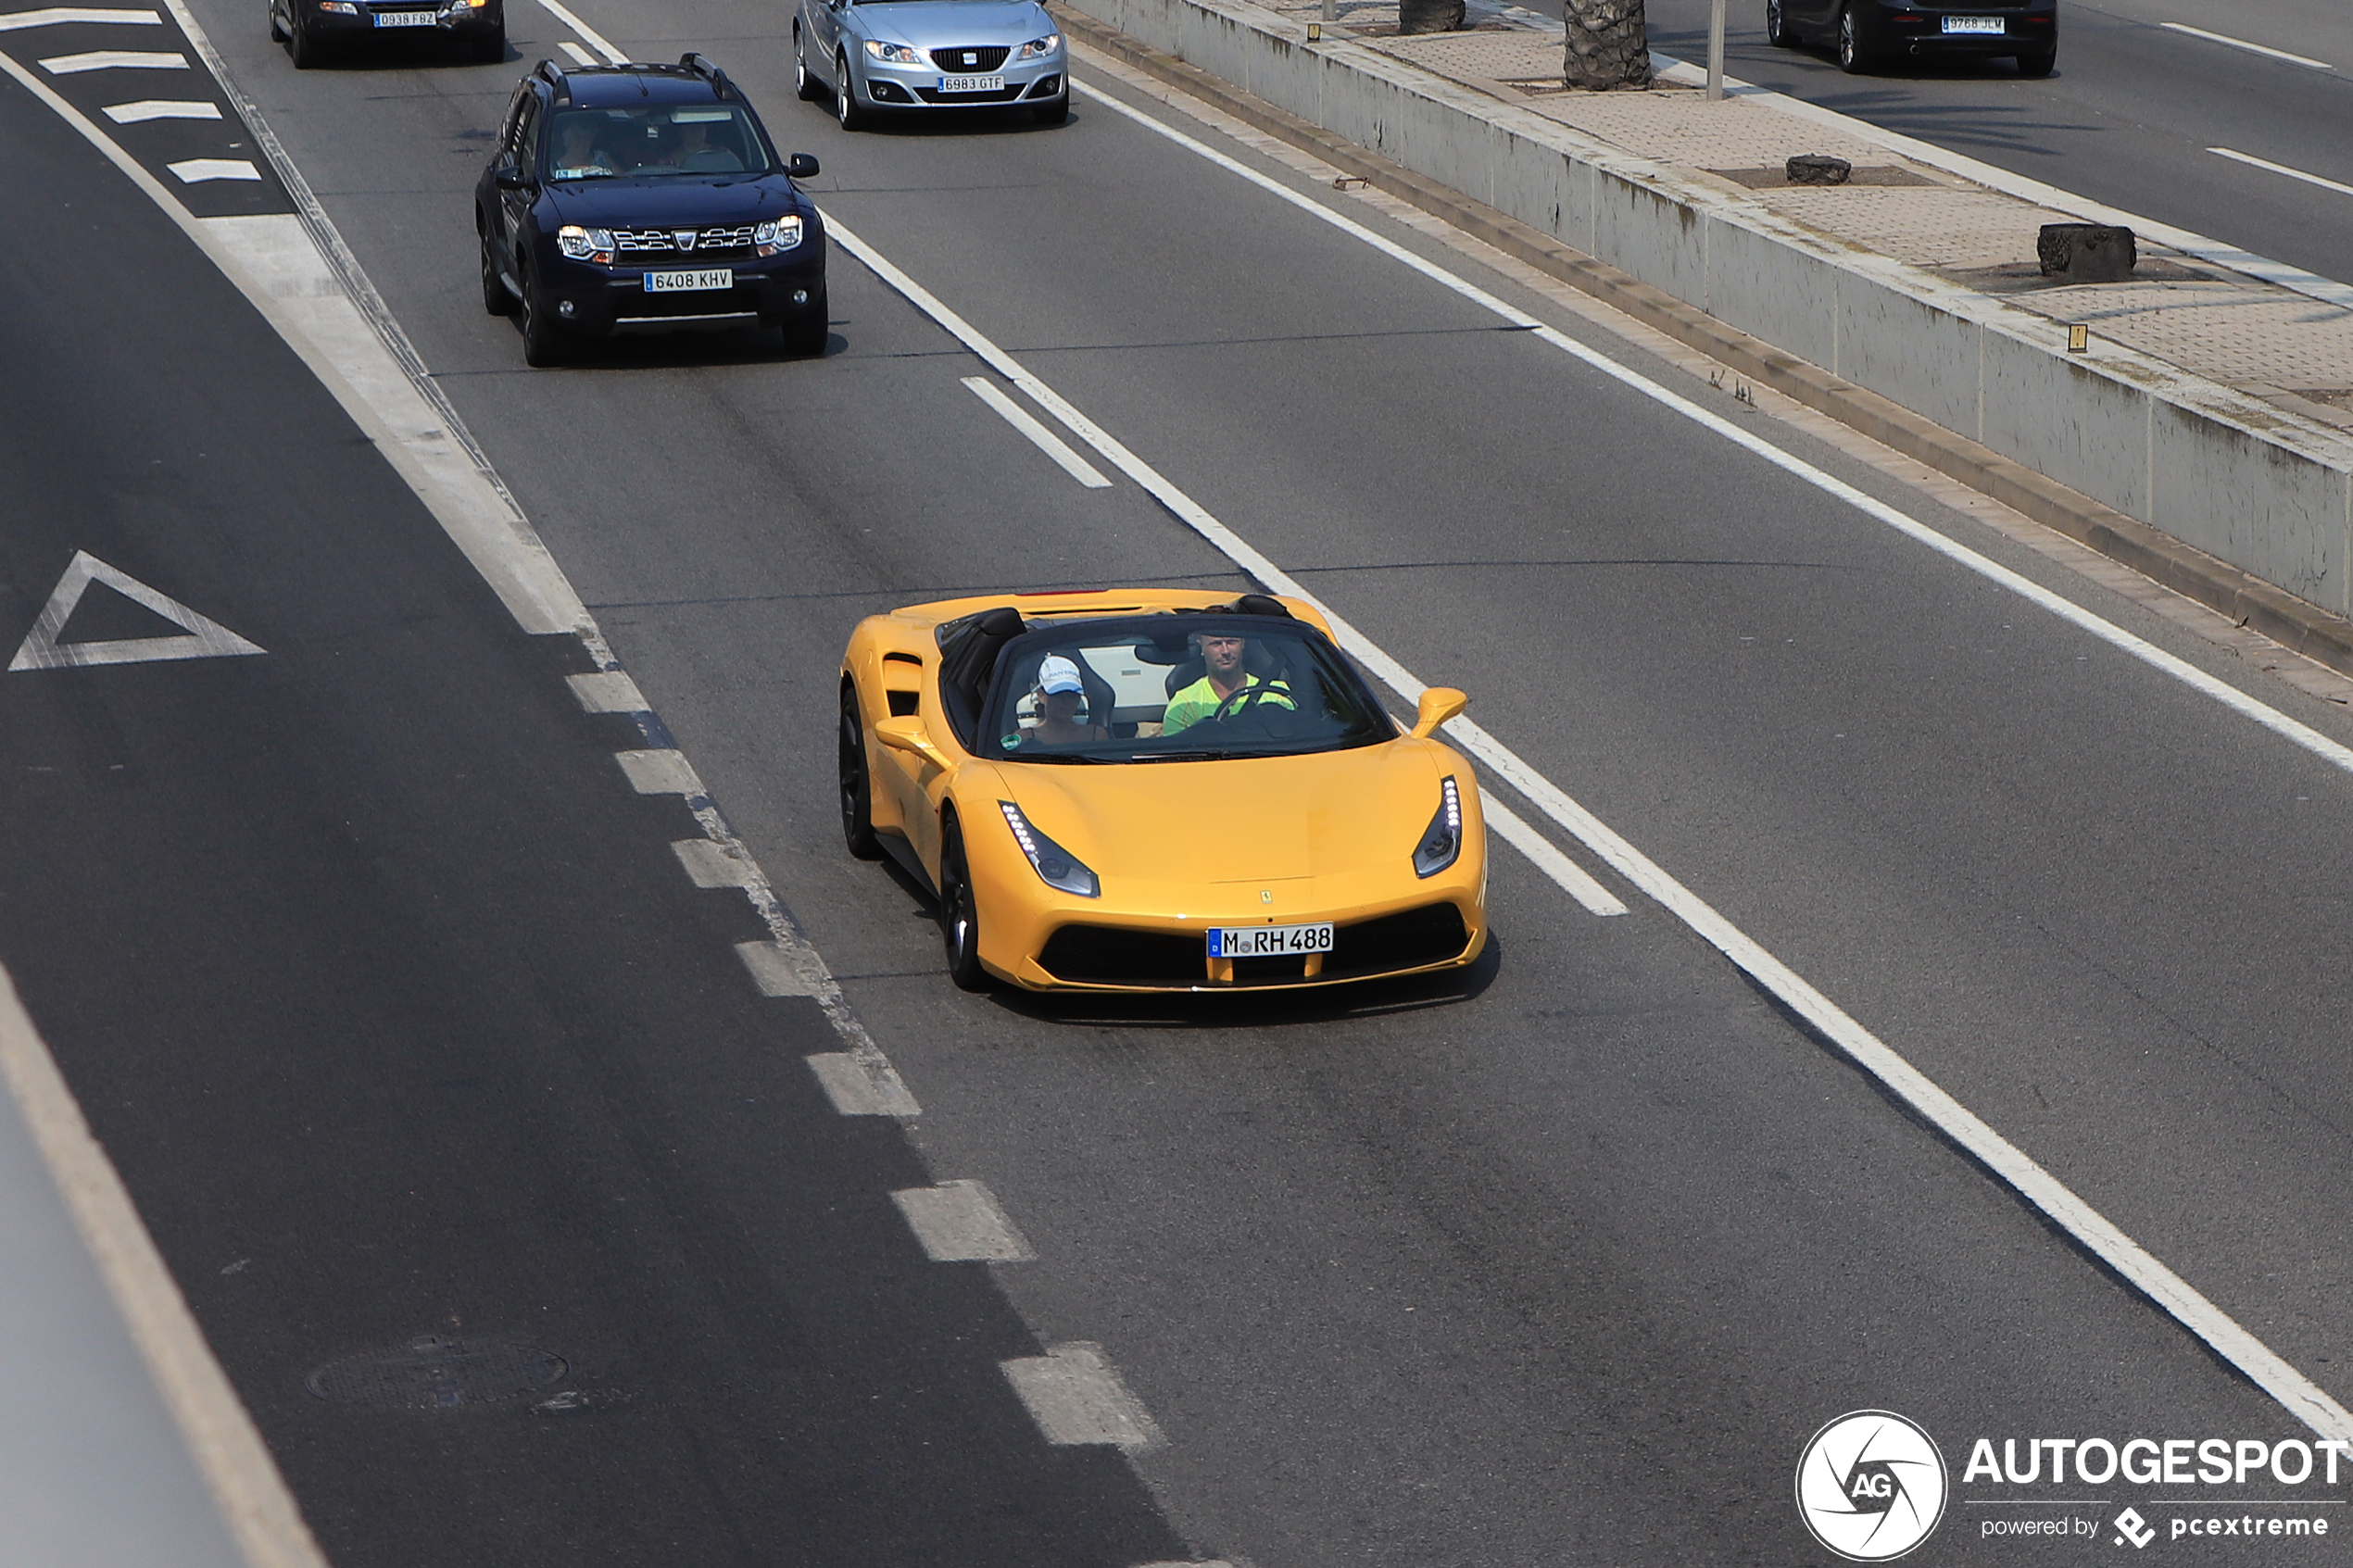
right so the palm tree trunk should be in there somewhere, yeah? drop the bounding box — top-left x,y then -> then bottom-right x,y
1564,0 -> 1652,88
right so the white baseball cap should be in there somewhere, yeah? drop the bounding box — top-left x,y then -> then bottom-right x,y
1037,655 -> 1085,696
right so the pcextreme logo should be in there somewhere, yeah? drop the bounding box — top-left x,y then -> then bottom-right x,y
1796,1410 -> 1951,1562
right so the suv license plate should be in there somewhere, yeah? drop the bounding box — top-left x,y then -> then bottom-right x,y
1941,15 -> 2003,32
1208,922 -> 1334,959
937,73 -> 1005,93
372,9 -> 436,24
645,270 -> 733,293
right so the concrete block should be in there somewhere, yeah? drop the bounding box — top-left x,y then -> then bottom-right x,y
1592,169 -> 1707,311
1702,216 -> 1839,373
1834,276 -> 1983,441
1977,323 -> 2155,521
2151,403 -> 2351,616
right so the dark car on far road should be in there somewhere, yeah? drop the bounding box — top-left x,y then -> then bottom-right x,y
1768,0 -> 2056,76
271,0 -> 506,68
476,56 -> 829,367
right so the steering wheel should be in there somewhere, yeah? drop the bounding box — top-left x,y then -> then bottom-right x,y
1207,682 -> 1290,733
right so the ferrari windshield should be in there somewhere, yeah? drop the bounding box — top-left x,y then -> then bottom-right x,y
547,105 -> 772,180
983,616 -> 1394,763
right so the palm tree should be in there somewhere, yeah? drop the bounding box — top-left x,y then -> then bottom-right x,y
1565,0 -> 1652,88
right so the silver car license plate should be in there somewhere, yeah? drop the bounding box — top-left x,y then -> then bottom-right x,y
372,9 -> 436,25
937,72 -> 1005,93
1208,922 -> 1334,959
644,270 -> 733,293
1941,15 -> 2003,32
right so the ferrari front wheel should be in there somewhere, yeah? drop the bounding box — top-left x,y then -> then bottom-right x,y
839,683 -> 882,859
937,817 -> 988,991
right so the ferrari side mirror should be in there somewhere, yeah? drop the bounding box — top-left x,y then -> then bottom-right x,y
1410,687 -> 1466,738
875,715 -> 949,768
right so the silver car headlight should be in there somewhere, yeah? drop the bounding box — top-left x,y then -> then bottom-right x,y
864,39 -> 925,63
557,224 -> 614,261
1014,32 -> 1061,58
1000,801 -> 1101,897
755,215 -> 803,255
1412,776 -> 1463,879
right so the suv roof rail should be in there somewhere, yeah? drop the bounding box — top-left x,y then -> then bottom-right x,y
678,51 -> 734,97
533,56 -> 570,101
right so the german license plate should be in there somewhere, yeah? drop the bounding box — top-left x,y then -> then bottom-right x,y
937,73 -> 1005,93
1941,15 -> 2003,32
371,9 -> 436,24
1208,922 -> 1334,959
644,270 -> 732,292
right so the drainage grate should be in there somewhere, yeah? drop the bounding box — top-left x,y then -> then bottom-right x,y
305,1336 -> 569,1410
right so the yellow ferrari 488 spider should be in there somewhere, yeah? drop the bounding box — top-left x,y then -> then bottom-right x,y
837,589 -> 1488,992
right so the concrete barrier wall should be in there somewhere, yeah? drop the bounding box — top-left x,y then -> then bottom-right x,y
1068,0 -> 2353,621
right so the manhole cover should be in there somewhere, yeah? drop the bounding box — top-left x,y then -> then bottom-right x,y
306,1336 -> 568,1410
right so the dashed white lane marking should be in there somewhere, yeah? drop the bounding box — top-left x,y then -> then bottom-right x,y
556,38 -> 596,65
614,747 -> 702,795
529,0 -> 623,61
166,156 -> 258,182
103,96 -> 215,120
1484,797 -> 1624,916
2158,20 -> 2330,69
892,1180 -> 1036,1262
0,6 -> 158,27
672,837 -> 758,888
9,550 -> 263,671
2209,145 -> 2353,200
806,1052 -> 922,1116
1002,1343 -> 1163,1450
825,168 -> 2353,1442
736,937 -> 827,997
565,669 -> 647,712
0,965 -> 332,1568
962,374 -> 1113,488
38,46 -> 182,69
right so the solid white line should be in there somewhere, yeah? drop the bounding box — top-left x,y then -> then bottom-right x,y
1485,797 -> 1626,916
0,6 -> 158,27
167,156 -> 258,182
962,375 -> 1113,487
529,0 -> 623,61
39,46 -> 181,69
556,38 -> 596,66
1002,1343 -> 1163,1449
823,188 -> 2353,1443
892,1180 -> 1037,1261
2209,146 -> 2353,201
0,965 -> 332,1568
2159,21 -> 2329,70
103,96 -> 217,120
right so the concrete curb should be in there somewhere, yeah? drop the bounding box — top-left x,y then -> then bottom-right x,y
1053,0 -> 2353,679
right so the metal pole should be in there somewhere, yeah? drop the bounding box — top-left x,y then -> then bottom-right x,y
1706,0 -> 1726,98
1322,0 -> 1334,24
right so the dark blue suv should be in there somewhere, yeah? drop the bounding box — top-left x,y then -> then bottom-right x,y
476,56 -> 828,366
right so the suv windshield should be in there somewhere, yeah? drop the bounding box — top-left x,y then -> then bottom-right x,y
983,616 -> 1394,763
547,104 -> 771,180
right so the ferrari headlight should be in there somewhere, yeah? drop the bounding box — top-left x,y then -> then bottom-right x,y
865,38 -> 925,63
1014,32 -> 1061,57
557,224 -> 614,261
1000,801 -> 1100,897
1412,776 -> 1463,879
755,215 -> 803,255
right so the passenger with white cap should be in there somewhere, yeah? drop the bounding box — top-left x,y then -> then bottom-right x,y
1026,654 -> 1106,746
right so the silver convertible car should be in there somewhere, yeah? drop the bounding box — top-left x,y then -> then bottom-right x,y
793,0 -> 1068,128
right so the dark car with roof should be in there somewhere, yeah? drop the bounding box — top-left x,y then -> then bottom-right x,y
1768,0 -> 2057,76
475,55 -> 828,366
272,0 -> 506,68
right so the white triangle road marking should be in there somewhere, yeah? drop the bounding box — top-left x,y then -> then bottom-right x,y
9,550 -> 263,671
168,157 -> 259,183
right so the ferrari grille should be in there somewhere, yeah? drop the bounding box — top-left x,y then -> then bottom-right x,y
1038,903 -> 1469,987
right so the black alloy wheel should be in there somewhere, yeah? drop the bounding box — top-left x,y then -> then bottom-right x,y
519,261 -> 566,367
796,23 -> 823,100
288,16 -> 319,66
839,682 -> 882,859
1835,4 -> 1870,71
2017,42 -> 2055,77
836,52 -> 868,131
937,818 -> 988,991
479,229 -> 513,315
1765,0 -> 1797,46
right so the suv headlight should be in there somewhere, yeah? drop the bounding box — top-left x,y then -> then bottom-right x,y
864,39 -> 924,63
755,215 -> 803,255
1014,32 -> 1061,58
1412,776 -> 1463,879
1000,801 -> 1100,897
557,224 -> 614,262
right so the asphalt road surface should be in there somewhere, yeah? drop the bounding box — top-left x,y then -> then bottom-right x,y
1631,0 -> 2353,290
7,0 -> 2353,1562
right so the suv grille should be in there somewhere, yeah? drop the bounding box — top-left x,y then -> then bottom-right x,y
929,44 -> 1011,70
610,225 -> 757,257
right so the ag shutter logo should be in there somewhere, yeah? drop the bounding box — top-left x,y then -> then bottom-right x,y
1796,1411 -> 1951,1561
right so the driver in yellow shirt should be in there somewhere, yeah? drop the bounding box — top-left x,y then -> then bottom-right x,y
1162,632 -> 1293,735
